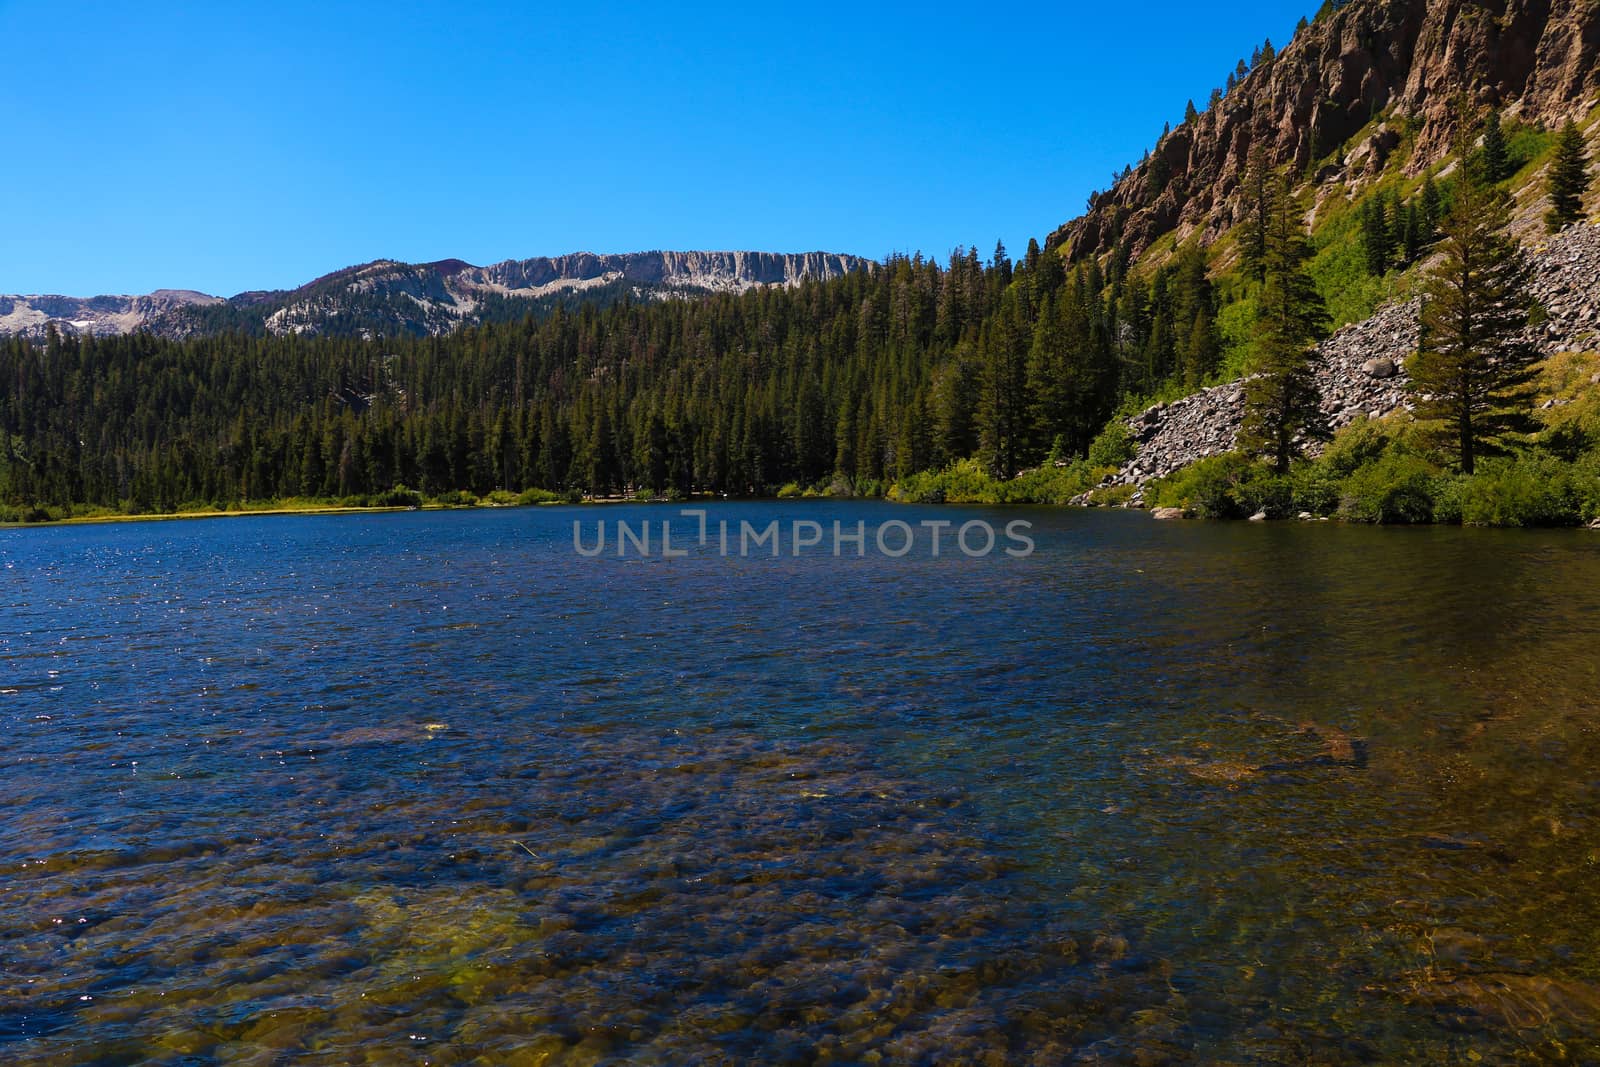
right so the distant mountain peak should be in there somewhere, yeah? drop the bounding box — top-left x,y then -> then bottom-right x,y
0,249 -> 873,342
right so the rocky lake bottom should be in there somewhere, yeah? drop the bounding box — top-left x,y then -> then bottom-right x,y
4,502 -> 1600,1063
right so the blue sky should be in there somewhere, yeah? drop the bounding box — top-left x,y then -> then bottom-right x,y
1,1 -> 1311,296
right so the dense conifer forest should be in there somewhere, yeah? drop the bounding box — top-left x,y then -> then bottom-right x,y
0,240 -> 1233,516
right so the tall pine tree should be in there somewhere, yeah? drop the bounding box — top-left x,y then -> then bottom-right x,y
1410,150 -> 1536,474
1479,110 -> 1510,183
1545,121 -> 1591,232
1238,177 -> 1329,474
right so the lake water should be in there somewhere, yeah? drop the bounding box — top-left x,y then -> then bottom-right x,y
4,503 -> 1600,1064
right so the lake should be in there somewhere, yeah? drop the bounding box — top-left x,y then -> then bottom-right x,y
4,503 -> 1600,1063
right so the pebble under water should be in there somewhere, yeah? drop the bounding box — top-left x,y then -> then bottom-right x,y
4,503 -> 1600,1064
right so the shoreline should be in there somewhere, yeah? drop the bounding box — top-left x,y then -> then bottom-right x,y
8,496 -> 1600,532
0,497 -> 703,530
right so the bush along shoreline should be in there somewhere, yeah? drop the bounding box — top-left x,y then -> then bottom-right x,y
1141,407 -> 1600,528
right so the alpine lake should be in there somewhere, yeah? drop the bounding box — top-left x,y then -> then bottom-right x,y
4,502 -> 1600,1064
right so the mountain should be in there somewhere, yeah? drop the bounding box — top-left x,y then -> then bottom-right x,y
0,250 -> 871,341
1090,218 -> 1600,500
1053,0 -> 1600,263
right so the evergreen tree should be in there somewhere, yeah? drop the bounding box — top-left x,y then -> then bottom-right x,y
1360,197 -> 1393,276
1420,174 -> 1443,239
1480,110 -> 1510,183
1239,178 -> 1330,474
1400,201 -> 1423,263
1185,99 -> 1199,125
1545,120 -> 1591,232
1240,144 -> 1272,283
1410,160 -> 1536,473
977,291 -> 1031,478
1171,245 -> 1219,386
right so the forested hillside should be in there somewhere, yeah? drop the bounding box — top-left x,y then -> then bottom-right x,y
0,244 -> 1164,514
4,0 -> 1599,523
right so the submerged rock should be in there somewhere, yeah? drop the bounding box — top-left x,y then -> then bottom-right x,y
1406,972 -> 1600,1033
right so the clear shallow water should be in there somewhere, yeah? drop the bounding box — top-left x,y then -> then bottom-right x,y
3,503 -> 1600,1064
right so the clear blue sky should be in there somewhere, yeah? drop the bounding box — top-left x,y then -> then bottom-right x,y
1,1 -> 1311,296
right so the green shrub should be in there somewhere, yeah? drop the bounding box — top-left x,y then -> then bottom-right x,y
1290,465 -> 1340,515
430,490 -> 479,507
1319,417 -> 1395,478
1148,452 -> 1267,519
483,489 -> 519,506
1086,483 -> 1137,507
1008,461 -> 1105,504
889,458 -> 995,504
889,457 -> 1106,506
1087,421 -> 1137,468
375,485 -> 425,508
1338,453 -> 1439,523
776,481 -> 804,499
1456,455 -> 1586,527
515,487 -> 562,505
1431,475 -> 1466,525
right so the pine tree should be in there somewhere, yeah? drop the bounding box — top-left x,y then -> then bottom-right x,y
1420,174 -> 1443,238
1480,110 -> 1510,183
1185,99 -> 1199,125
1400,201 -> 1422,263
1545,120 -> 1591,232
1239,178 -> 1329,474
1360,197 -> 1393,276
1409,160 -> 1535,474
977,290 -> 1030,479
1240,144 -> 1272,283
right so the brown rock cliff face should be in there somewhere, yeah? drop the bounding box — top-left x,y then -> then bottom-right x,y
1051,0 -> 1600,262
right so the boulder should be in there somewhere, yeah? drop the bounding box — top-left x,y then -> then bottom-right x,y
1361,357 -> 1397,379
1151,507 -> 1190,521
1248,511 -> 1268,522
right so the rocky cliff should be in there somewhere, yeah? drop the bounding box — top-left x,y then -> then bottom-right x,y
0,290 -> 223,341
0,250 -> 872,342
1053,0 -> 1600,262
1096,220 -> 1600,499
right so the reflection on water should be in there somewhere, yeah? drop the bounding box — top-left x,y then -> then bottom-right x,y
2,504 -> 1600,1063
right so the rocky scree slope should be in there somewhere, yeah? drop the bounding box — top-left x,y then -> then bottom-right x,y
1095,220 -> 1600,499
1053,0 -> 1600,263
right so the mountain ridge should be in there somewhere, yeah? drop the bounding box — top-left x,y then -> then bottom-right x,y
0,249 -> 873,341
1053,0 -> 1600,264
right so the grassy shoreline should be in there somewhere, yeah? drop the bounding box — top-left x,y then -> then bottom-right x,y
0,495 -> 708,530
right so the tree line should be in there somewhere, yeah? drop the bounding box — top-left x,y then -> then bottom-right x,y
0,238 -> 1226,514
1,103 -> 1589,518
